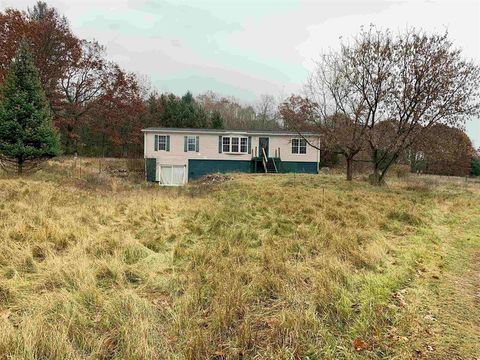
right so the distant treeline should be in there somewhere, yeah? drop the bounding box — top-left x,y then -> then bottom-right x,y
0,2 -> 282,158
1,2 -> 478,177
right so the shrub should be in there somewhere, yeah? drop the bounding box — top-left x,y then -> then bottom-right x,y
402,177 -> 439,192
391,164 -> 411,178
471,156 -> 480,177
78,172 -> 114,191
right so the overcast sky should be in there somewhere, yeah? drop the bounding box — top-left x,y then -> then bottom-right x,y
1,0 -> 479,146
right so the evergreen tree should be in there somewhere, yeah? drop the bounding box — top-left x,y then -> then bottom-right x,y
28,1 -> 49,20
178,92 -> 196,127
159,91 -> 211,128
0,40 -> 60,174
181,91 -> 194,104
472,156 -> 480,177
160,94 -> 180,127
210,110 -> 224,129
193,104 -> 208,128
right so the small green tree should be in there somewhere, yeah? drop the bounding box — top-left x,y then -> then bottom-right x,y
210,110 -> 224,129
472,156 -> 480,177
159,91 -> 212,128
0,40 -> 60,174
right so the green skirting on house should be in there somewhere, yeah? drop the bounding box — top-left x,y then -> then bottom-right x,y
279,161 -> 318,174
145,158 -> 156,182
189,159 -> 318,180
188,159 -> 252,180
146,158 -> 319,182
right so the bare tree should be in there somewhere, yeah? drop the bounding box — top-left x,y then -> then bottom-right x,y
196,92 -> 266,129
295,26 -> 480,184
281,29 -> 393,181
280,95 -> 366,181
255,94 -> 281,130
367,29 -> 480,183
57,40 -> 108,152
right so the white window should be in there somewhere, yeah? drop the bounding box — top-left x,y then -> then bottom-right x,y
222,136 -> 248,154
159,165 -> 185,186
231,137 -> 239,152
187,136 -> 197,152
222,137 -> 230,152
292,138 -> 307,154
155,135 -> 169,151
240,138 -> 248,153
158,135 -> 168,151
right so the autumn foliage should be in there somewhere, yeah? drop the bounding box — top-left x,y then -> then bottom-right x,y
0,3 -> 146,157
1,3 -> 478,172
409,124 -> 475,176
281,27 -> 480,182
0,40 -> 60,173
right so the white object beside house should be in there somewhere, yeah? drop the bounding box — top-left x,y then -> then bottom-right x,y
143,127 -> 321,185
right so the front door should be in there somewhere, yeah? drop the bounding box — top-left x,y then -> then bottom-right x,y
259,137 -> 269,158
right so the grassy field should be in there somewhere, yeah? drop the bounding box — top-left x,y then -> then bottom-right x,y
0,159 -> 479,359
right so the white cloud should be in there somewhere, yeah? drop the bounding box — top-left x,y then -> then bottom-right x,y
299,0 -> 479,66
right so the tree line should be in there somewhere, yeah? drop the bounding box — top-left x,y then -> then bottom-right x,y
0,3 -> 479,180
0,2 -> 282,164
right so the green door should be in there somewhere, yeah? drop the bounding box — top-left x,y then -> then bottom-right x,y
259,137 -> 269,157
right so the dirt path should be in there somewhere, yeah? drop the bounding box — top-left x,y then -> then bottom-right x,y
400,201 -> 480,359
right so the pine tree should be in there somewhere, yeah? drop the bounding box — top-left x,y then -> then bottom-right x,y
0,40 -> 60,174
472,156 -> 480,177
210,110 -> 224,129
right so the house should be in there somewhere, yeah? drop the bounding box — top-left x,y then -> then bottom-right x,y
143,127 -> 321,185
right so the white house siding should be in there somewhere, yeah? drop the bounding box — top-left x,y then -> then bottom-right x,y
264,136 -> 319,162
145,133 -> 252,163
145,132 -> 319,161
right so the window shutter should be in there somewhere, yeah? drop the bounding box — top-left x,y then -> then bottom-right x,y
154,135 -> 158,151
218,136 -> 222,153
166,136 -> 170,152
248,136 -> 252,154
195,136 -> 200,152
184,136 -> 187,152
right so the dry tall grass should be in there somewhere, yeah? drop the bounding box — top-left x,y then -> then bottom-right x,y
0,159 -> 478,359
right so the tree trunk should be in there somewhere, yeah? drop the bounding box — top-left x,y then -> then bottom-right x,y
65,124 -> 75,155
368,149 -> 383,185
370,151 -> 399,185
17,159 -> 23,174
101,133 -> 106,158
378,169 -> 388,184
369,160 -> 383,186
346,157 -> 353,181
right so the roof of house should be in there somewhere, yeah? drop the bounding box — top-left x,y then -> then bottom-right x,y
141,127 -> 320,137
